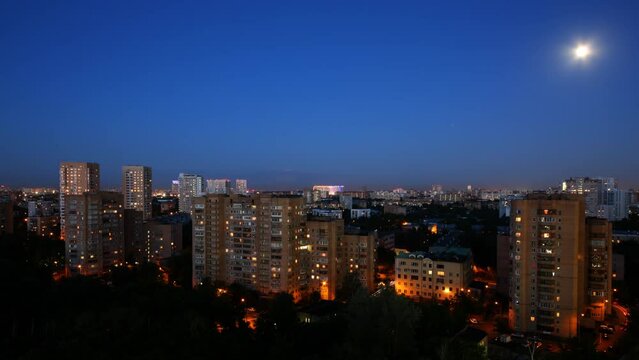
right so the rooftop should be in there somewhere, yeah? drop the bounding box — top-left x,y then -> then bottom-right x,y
397,247 -> 471,263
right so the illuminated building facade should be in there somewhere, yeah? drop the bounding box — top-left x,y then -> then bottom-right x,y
144,215 -> 184,264
341,232 -> 377,291
192,194 -> 305,297
395,248 -> 472,301
64,191 -> 124,276
312,185 -> 344,196
27,199 -> 59,237
59,162 -> 100,240
303,219 -> 377,300
305,218 -> 343,300
122,165 -> 152,220
508,194 -> 613,339
584,218 -> 613,321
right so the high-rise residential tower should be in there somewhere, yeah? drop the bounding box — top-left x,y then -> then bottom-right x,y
508,194 -> 612,338
192,193 -> 306,297
207,179 -> 231,194
59,162 -> 100,240
178,173 -> 204,214
64,191 -> 124,276
562,177 -> 629,221
305,218 -> 343,300
122,165 -> 152,220
235,179 -> 248,194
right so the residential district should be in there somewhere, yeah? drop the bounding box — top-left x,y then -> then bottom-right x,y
1,162 -> 639,359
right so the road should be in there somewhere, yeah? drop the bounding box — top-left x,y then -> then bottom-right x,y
595,303 -> 629,353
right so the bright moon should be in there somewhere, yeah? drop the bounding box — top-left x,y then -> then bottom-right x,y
574,44 -> 592,60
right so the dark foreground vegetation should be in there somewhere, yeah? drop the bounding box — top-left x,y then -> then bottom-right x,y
1,232 -> 486,360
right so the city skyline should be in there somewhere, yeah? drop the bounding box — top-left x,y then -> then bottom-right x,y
2,1 -> 639,188
4,160 -> 639,192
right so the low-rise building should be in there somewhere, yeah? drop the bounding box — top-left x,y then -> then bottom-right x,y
395,247 -> 472,301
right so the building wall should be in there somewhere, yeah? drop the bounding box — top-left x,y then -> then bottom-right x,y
64,191 -> 124,276
496,234 -> 511,296
178,173 -> 203,215
585,218 -> 613,321
122,165 -> 152,220
59,162 -> 100,240
124,209 -> 145,263
192,194 -> 227,286
395,252 -> 472,301
509,194 -> 599,339
192,194 -> 305,296
145,221 -> 182,263
341,233 -> 376,291
306,218 -> 342,300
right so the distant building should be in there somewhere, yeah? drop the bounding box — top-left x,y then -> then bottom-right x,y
395,247 -> 472,301
178,173 -> 204,214
377,231 -> 395,250
312,185 -> 344,196
207,179 -> 231,195
27,199 -> 59,237
508,194 -> 613,338
0,192 -> 13,235
310,208 -> 343,219
153,197 -> 179,217
384,204 -> 407,216
144,214 -> 186,264
234,179 -> 248,194
341,231 -> 377,291
170,180 -> 180,196
64,191 -> 124,276
122,165 -> 152,220
499,194 -> 525,218
562,177 -> 629,220
339,194 -> 353,209
350,208 -> 371,219
59,162 -> 100,240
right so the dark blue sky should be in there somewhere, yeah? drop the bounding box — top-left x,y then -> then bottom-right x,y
1,1 -> 638,190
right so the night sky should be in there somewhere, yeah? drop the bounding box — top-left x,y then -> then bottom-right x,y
1,1 -> 638,190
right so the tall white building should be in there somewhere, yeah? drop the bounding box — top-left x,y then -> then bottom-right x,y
207,179 -> 231,194
178,173 -> 204,214
59,162 -> 100,240
235,179 -> 248,194
122,165 -> 152,220
562,177 -> 629,220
